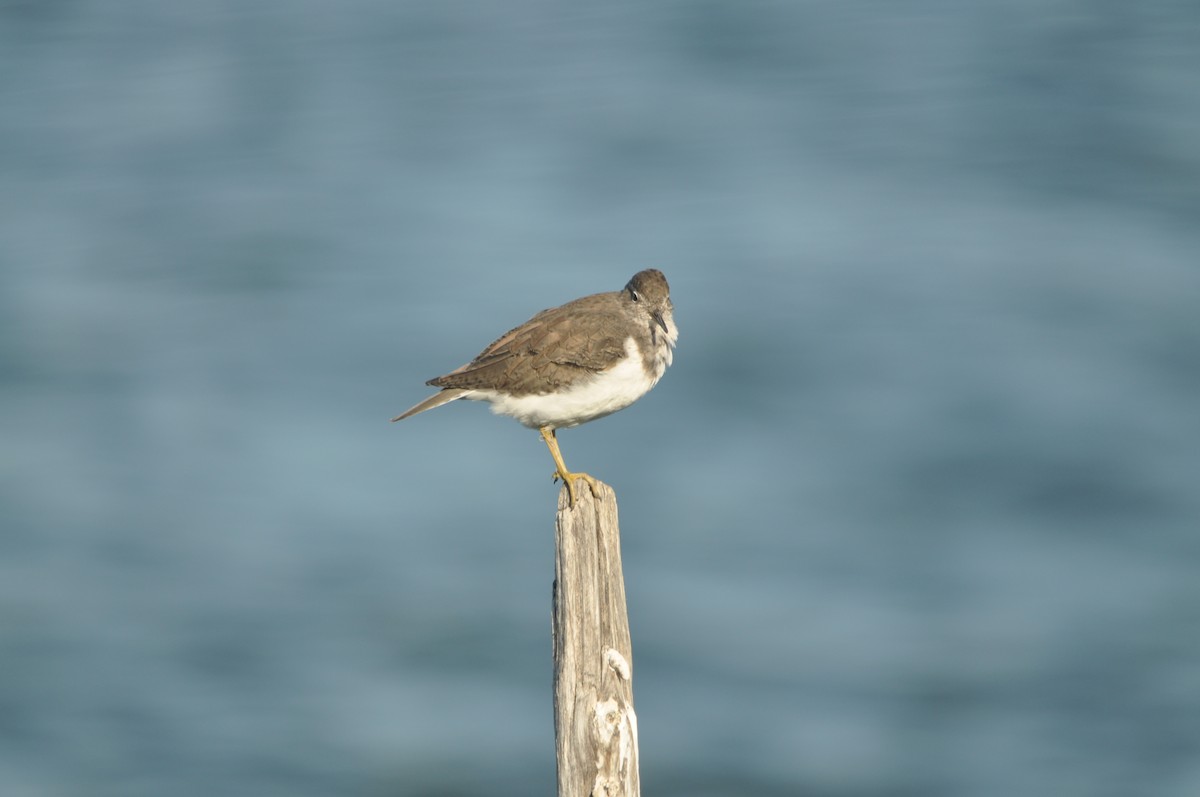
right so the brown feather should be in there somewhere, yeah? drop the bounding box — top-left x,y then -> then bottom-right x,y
427,292 -> 632,396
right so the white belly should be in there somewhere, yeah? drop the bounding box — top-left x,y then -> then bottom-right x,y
471,337 -> 665,430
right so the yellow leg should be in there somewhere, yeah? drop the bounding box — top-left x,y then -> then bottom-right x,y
538,427 -> 601,508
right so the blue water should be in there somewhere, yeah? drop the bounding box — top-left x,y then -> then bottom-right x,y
3,3 -> 1199,796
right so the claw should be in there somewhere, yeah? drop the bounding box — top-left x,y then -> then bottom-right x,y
552,469 -> 602,508
540,427 -> 602,508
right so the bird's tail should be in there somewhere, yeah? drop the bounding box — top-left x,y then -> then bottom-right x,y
390,388 -> 471,422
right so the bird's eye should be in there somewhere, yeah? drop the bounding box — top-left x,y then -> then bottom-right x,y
630,289 -> 641,302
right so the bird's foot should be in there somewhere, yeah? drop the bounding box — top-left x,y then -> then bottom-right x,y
552,469 -> 602,508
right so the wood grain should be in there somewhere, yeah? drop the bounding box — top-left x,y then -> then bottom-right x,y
552,481 -> 640,797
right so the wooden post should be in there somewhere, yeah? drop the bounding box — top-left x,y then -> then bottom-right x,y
552,480 -> 640,797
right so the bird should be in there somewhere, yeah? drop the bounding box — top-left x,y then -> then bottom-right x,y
392,269 -> 677,507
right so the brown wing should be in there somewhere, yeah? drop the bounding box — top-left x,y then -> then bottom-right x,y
427,292 -> 628,394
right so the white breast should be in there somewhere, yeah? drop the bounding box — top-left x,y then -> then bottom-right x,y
653,308 -> 679,378
472,337 -> 665,430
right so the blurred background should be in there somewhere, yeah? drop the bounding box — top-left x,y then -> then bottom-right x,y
2,2 -> 1199,796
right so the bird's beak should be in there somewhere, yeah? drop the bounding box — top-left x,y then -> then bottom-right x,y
652,310 -> 668,334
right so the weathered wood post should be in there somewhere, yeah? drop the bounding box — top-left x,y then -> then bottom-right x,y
552,480 -> 640,797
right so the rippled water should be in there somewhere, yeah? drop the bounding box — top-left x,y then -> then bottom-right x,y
3,3 -> 1199,796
